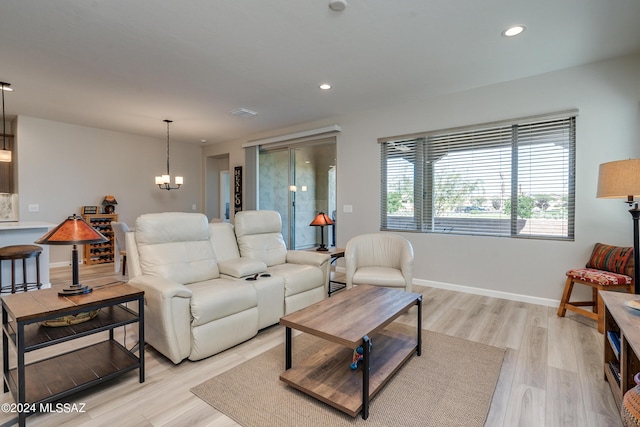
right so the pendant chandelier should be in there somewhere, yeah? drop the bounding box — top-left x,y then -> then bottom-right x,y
155,119 -> 183,190
0,82 -> 12,163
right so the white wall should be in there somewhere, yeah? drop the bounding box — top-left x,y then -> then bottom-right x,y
207,53 -> 640,305
332,53 -> 640,304
12,53 -> 639,304
15,116 -> 202,264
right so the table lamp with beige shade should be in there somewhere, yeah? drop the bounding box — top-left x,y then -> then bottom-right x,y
597,158 -> 640,294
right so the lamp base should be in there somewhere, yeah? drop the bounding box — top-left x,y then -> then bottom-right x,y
316,245 -> 329,251
58,284 -> 93,296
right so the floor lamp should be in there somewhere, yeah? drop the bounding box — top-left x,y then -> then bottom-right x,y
597,159 -> 640,294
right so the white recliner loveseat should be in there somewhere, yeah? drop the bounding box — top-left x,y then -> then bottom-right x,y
126,211 -> 330,364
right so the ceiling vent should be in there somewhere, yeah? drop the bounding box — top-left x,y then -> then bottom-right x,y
230,108 -> 257,118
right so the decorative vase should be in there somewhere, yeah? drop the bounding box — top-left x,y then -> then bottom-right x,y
622,373 -> 640,426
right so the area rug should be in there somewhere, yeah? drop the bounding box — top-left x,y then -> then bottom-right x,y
191,325 -> 505,427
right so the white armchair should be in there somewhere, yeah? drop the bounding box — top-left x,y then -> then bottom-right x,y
345,233 -> 414,292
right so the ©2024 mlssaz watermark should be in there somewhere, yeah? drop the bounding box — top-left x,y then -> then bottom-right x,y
2,401 -> 87,414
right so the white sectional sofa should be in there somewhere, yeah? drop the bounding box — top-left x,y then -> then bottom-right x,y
126,210 -> 330,364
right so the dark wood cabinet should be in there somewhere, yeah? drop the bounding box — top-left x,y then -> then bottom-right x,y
82,213 -> 118,265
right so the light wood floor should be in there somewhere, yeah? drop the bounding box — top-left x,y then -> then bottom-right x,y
0,264 -> 622,426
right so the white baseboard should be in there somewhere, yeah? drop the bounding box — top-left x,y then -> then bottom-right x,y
334,266 -> 559,308
412,278 -> 559,308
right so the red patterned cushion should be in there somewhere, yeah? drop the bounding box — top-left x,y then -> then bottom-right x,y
566,268 -> 632,286
585,243 -> 634,277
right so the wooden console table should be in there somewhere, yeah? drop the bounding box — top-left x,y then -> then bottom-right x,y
601,290 -> 640,408
2,282 -> 144,426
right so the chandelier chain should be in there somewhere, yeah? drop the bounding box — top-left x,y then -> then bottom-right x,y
1,83 -> 6,150
166,119 -> 171,175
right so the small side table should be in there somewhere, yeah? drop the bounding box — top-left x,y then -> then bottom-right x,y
2,282 -> 144,427
307,247 -> 345,296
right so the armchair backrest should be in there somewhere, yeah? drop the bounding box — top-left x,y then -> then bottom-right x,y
346,233 -> 413,267
133,212 -> 219,284
234,210 -> 287,266
345,233 -> 414,285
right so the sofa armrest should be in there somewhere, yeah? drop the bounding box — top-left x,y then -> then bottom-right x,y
286,250 -> 330,267
286,250 -> 331,292
218,258 -> 267,278
128,275 -> 193,364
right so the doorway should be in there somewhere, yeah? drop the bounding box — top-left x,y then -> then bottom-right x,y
258,139 -> 336,249
206,154 -> 230,221
219,171 -> 230,221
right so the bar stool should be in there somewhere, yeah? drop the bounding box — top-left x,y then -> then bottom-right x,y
0,245 -> 43,293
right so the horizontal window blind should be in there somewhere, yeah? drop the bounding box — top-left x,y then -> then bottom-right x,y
380,113 -> 576,240
381,139 -> 421,231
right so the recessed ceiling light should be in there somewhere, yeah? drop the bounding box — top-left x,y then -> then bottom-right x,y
502,25 -> 525,37
329,0 -> 347,12
230,107 -> 257,117
319,83 -> 332,90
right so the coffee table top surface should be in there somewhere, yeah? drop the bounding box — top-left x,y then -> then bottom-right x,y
1,281 -> 141,322
280,284 -> 421,348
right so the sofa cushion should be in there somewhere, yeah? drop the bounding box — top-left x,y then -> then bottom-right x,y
237,234 -> 287,266
267,263 -> 323,297
235,210 -> 287,266
189,279 -> 258,326
135,212 -> 219,284
353,266 -> 407,287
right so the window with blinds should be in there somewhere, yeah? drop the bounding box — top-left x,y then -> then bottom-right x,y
380,112 -> 576,240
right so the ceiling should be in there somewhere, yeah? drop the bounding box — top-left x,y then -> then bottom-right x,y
1,0 -> 639,145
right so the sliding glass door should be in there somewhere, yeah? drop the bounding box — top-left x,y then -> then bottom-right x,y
258,139 -> 336,249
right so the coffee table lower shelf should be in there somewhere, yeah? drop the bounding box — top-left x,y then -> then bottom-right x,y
279,327 -> 417,417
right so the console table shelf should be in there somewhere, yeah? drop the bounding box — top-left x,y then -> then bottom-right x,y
601,291 -> 640,408
5,340 -> 139,404
3,304 -> 139,351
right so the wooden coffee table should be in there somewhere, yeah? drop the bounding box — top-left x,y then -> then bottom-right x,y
279,284 -> 422,419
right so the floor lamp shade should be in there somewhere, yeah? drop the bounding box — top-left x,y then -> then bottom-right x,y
597,159 -> 640,200
597,158 -> 640,294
